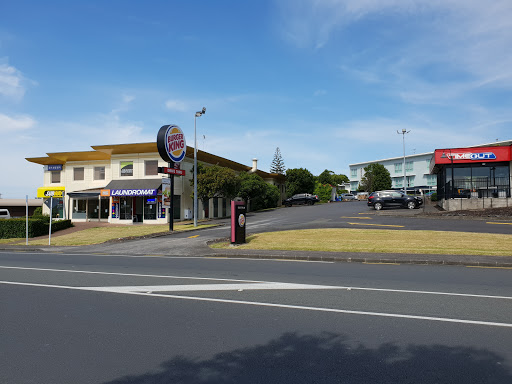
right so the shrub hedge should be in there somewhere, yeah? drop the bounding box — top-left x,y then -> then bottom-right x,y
0,219 -> 73,239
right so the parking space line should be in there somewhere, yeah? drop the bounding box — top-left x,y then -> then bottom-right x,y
486,222 -> 512,226
467,266 -> 512,270
347,223 -> 405,228
187,235 -> 200,238
341,216 -> 372,219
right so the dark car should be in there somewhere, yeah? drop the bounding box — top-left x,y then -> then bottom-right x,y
283,193 -> 320,207
367,190 -> 423,210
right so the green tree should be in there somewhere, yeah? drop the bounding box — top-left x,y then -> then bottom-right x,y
251,183 -> 281,211
238,172 -> 267,204
285,168 -> 315,197
196,165 -> 240,203
360,163 -> 392,192
331,173 -> 349,185
314,181 -> 333,203
270,147 -> 286,174
317,169 -> 334,185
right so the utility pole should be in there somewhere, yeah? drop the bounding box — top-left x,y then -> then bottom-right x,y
397,129 -> 410,194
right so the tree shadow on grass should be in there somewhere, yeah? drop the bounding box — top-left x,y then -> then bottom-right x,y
106,332 -> 510,384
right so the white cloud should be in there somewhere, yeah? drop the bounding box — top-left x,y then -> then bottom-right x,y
0,113 -> 36,133
0,61 -> 27,100
165,99 -> 188,112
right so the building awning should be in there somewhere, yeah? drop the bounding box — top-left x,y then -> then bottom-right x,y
67,188 -> 105,199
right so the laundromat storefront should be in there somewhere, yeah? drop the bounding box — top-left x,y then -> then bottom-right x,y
103,179 -> 167,223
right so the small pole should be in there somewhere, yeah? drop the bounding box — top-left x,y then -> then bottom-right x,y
25,195 -> 28,246
49,196 -> 53,245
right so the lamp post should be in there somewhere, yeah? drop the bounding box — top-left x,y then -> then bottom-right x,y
397,129 -> 410,194
194,107 -> 206,227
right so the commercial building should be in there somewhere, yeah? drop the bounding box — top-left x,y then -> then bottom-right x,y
349,139 -> 512,211
26,143 -> 285,224
430,143 -> 511,211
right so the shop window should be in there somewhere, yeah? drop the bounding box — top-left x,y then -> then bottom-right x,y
94,167 -> 105,180
74,167 -> 84,181
173,195 -> 181,220
145,160 -> 158,176
51,171 -> 61,183
120,197 -> 133,220
72,199 -> 87,219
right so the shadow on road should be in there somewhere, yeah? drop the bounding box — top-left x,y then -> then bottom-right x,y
106,332 -> 510,383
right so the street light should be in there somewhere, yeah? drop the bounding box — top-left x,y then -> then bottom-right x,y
194,107 -> 206,227
397,129 -> 410,194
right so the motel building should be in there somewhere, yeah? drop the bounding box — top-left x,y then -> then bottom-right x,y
26,143 -> 285,224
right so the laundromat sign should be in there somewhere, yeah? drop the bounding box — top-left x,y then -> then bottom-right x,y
37,186 -> 65,198
110,189 -> 158,197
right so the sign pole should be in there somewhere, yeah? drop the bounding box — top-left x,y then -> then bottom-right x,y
26,195 -> 28,246
169,162 -> 174,231
49,196 -> 53,245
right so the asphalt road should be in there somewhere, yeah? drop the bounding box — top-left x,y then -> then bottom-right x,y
50,201 -> 511,257
1,251 -> 512,383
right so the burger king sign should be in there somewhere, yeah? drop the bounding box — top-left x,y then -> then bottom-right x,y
157,124 -> 187,163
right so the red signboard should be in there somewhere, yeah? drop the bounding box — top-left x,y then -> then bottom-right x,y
159,167 -> 186,176
434,146 -> 511,165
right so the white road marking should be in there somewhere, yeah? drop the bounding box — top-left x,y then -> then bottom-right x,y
1,265 -> 512,300
1,280 -> 511,328
84,282 -> 333,293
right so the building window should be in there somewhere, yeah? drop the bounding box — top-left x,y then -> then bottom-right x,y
394,163 -> 402,173
51,171 -> 61,183
406,162 -> 414,172
427,175 -> 436,186
350,169 -> 357,178
74,167 -> 84,181
120,161 -> 133,177
94,166 -> 105,180
406,175 -> 415,187
145,160 -> 158,176
394,178 -> 403,188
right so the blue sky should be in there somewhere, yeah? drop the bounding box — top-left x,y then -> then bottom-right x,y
1,0 -> 512,198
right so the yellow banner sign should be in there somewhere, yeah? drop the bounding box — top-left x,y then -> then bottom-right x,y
37,187 -> 65,198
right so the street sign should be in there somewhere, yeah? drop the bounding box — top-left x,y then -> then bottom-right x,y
158,167 -> 186,176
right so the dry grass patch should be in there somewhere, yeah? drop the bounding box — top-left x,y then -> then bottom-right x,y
27,224 -> 216,246
216,228 -> 512,256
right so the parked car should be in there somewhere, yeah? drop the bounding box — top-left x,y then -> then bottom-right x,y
341,193 -> 356,200
367,190 -> 423,210
283,193 -> 320,207
0,209 -> 11,219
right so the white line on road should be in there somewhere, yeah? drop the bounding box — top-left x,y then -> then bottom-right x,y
1,265 -> 512,300
1,280 -> 512,328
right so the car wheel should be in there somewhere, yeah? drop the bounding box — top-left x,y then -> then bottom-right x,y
307,200 -> 314,206
374,202 -> 383,211
407,201 -> 416,209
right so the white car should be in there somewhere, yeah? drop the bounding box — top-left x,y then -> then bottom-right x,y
0,209 -> 11,219
341,193 -> 356,200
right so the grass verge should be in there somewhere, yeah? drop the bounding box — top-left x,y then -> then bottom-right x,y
211,228 -> 512,256
18,223 -> 217,246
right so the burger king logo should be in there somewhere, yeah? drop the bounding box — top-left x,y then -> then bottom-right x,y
157,124 -> 187,163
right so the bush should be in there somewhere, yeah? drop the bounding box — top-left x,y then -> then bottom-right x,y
32,206 -> 43,217
0,218 -> 73,239
314,182 -> 333,203
430,192 -> 438,202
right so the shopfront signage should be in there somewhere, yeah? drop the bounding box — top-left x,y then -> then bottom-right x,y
47,164 -> 63,171
111,189 -> 158,196
37,186 -> 65,198
157,124 -> 187,163
435,146 -> 511,165
446,152 -> 496,161
120,161 -> 133,176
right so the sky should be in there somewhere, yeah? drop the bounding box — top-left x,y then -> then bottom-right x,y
1,0 -> 512,198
